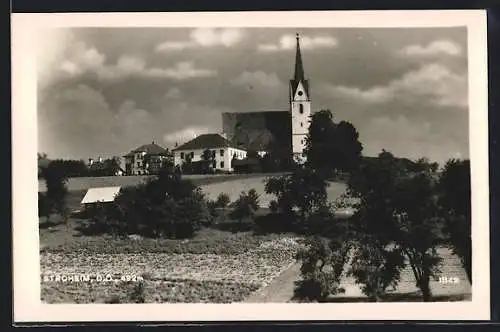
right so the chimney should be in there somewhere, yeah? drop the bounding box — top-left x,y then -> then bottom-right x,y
88,158 -> 94,166
98,156 -> 103,163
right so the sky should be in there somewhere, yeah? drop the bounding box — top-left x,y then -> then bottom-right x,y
37,27 -> 468,164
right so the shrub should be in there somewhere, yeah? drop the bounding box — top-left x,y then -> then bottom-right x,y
265,168 -> 328,225
40,163 -> 69,221
293,236 -> 350,302
128,281 -> 146,303
215,192 -> 231,208
229,189 -> 260,223
348,241 -> 405,301
269,200 -> 279,213
84,202 -> 125,236
38,192 -> 51,218
437,159 -> 471,283
86,164 -> 211,239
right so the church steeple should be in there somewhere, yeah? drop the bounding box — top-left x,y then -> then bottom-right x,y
289,32 -> 311,165
290,33 -> 310,100
294,33 -> 305,82
293,33 -> 305,82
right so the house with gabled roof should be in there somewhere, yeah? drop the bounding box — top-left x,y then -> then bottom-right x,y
123,141 -> 173,175
172,133 -> 248,172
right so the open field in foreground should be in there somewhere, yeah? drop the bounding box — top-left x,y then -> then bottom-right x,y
39,175 -> 471,303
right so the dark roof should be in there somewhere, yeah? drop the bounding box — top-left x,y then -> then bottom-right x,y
294,33 -> 305,82
222,111 -> 292,153
172,134 -> 236,151
290,34 -> 310,97
124,142 -> 169,157
290,79 -> 310,99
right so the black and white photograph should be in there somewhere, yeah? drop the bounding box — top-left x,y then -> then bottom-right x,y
12,10 -> 490,321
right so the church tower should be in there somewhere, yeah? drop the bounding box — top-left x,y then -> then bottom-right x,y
290,33 -> 311,164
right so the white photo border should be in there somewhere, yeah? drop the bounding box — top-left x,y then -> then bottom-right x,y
12,10 -> 490,322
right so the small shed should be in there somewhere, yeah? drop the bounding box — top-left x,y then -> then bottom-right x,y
81,186 -> 121,205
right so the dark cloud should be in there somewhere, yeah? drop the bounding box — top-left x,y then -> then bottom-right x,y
38,27 -> 468,164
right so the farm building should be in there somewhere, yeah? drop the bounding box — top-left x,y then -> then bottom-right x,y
81,186 -> 121,205
123,141 -> 173,175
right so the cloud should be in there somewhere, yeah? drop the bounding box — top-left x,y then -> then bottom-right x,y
360,115 -> 466,163
37,29 -> 76,88
230,71 -> 283,89
100,58 -> 216,80
324,63 -> 468,109
163,87 -> 182,100
156,28 -> 244,52
258,34 -> 338,52
163,126 -> 213,145
58,43 -> 216,81
398,40 -> 463,57
37,84 -> 118,158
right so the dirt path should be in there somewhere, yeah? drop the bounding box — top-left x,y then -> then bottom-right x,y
243,247 -> 472,303
244,262 -> 301,303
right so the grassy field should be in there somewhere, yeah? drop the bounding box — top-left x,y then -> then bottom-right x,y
38,173 -> 285,193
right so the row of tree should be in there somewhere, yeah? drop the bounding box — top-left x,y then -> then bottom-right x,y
269,151 -> 471,302
38,153 -> 123,178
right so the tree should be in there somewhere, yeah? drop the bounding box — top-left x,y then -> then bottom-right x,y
215,192 -> 231,209
40,163 -> 69,221
335,121 -> 363,172
349,239 -> 406,301
94,162 -> 212,238
304,109 -> 363,177
347,154 -> 443,302
294,236 -> 351,302
437,159 -> 471,283
229,189 -> 260,222
265,168 -> 329,230
47,159 -> 88,178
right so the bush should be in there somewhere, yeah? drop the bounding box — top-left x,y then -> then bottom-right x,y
293,236 -> 350,302
40,163 -> 69,221
265,168 -> 328,225
348,241 -> 405,301
269,200 -> 279,213
38,192 -> 51,218
86,164 -> 212,239
437,159 -> 471,283
215,192 -> 231,208
229,189 -> 260,223
83,202 -> 125,236
253,212 -> 291,234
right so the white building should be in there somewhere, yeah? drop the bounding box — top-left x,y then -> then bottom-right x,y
289,33 -> 311,164
123,141 -> 172,175
172,133 -> 247,172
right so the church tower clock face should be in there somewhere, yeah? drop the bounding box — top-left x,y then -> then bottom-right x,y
290,33 -> 311,164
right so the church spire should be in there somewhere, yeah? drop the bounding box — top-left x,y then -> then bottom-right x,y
294,33 -> 305,82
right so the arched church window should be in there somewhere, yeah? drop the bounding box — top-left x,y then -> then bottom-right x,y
299,104 -> 304,114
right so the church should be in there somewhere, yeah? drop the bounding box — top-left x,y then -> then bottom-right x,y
172,33 -> 313,171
